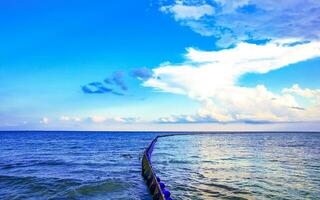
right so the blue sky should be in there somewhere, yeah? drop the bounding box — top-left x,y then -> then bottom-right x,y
1,0 -> 320,131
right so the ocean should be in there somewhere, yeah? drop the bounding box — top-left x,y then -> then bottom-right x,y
0,131 -> 319,199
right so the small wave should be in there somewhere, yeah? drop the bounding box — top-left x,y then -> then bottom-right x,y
223,195 -> 249,200
75,179 -> 129,195
69,145 -> 82,149
120,153 -> 133,159
199,188 -> 222,196
153,152 -> 175,157
202,182 -> 238,191
1,159 -> 73,170
0,175 -> 131,199
1,162 -> 30,169
1,164 -> 15,169
279,144 -> 306,148
0,175 -> 81,187
168,159 -> 190,164
0,175 -> 82,199
36,159 -> 69,166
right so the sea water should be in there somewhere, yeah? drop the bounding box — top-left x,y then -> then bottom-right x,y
0,131 -> 319,199
0,131 -> 157,199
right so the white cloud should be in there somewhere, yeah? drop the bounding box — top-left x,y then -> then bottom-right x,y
88,116 -> 108,123
40,117 -> 49,124
60,116 -> 70,121
159,0 -> 320,47
283,84 -> 320,98
158,115 -> 197,123
214,0 -> 250,13
87,116 -> 138,123
59,116 -> 82,122
161,3 -> 214,20
282,84 -> 320,121
144,39 -> 320,123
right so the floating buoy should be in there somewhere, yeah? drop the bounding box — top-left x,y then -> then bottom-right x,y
162,189 -> 171,198
142,136 -> 173,200
159,182 -> 165,189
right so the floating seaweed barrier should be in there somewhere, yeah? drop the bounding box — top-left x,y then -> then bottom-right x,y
142,136 -> 172,200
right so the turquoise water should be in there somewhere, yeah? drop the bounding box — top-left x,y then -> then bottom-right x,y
152,133 -> 320,200
1,132 -> 319,199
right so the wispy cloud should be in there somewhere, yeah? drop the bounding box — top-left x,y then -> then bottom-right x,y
82,71 -> 128,95
289,106 -> 305,111
82,82 -> 113,94
144,39 -> 320,123
131,67 -> 153,80
111,71 -> 127,91
104,78 -> 113,85
86,116 -> 138,123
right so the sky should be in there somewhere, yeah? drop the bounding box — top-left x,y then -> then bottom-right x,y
1,0 -> 320,131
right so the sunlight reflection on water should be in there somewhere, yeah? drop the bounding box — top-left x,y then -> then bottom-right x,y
152,133 -> 320,200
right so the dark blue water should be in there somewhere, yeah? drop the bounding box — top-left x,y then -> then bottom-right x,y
0,131 -> 159,200
1,132 -> 320,200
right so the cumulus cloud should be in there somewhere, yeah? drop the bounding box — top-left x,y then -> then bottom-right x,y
144,39 -> 320,123
160,0 -> 320,47
282,84 -> 320,120
283,84 -> 320,98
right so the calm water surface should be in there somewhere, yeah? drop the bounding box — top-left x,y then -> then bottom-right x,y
1,132 -> 319,199
152,132 -> 320,200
